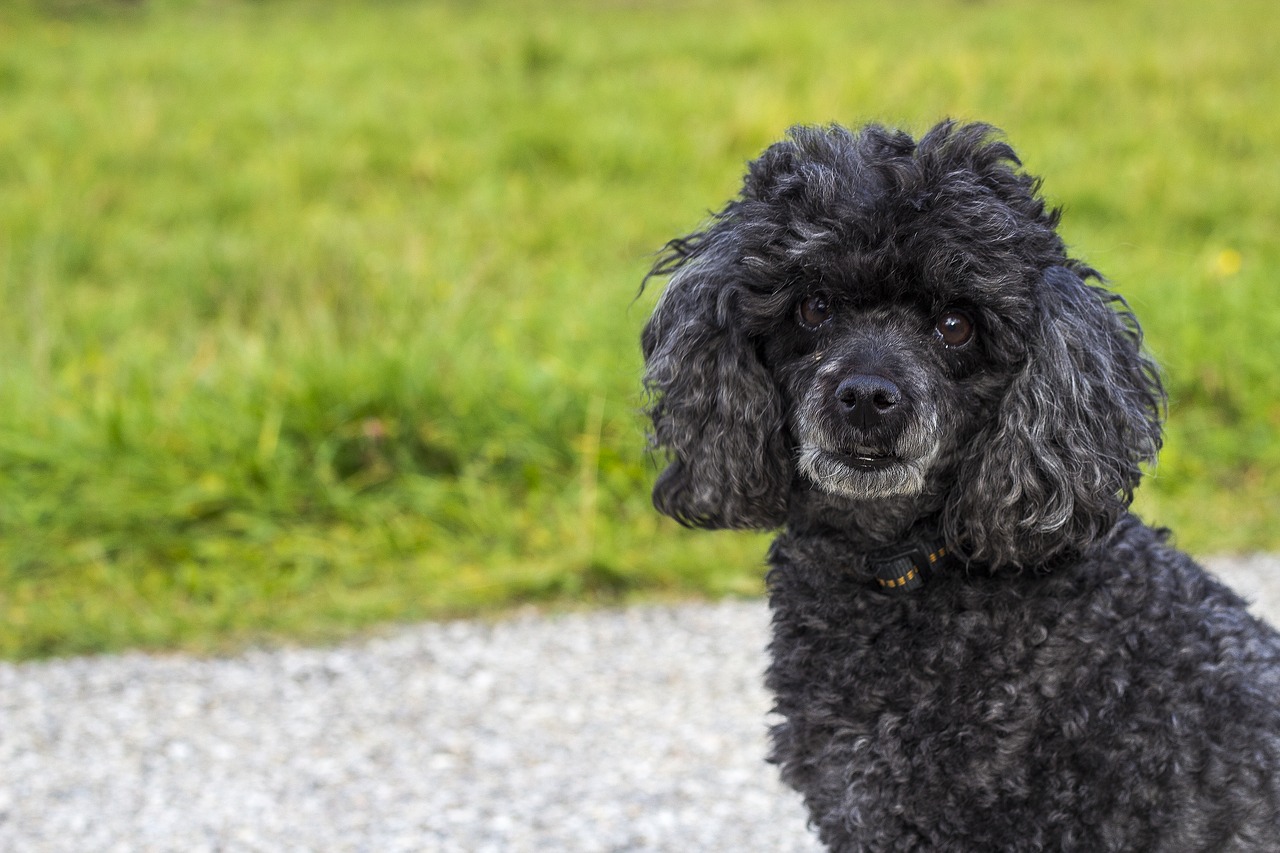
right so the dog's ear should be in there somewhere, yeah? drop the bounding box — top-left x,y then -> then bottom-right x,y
945,266 -> 1165,568
640,226 -> 791,530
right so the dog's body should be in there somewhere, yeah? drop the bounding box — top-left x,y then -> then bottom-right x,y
768,515 -> 1280,850
641,121 -> 1280,850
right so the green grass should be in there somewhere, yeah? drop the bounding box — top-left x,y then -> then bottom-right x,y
1,0 -> 1278,659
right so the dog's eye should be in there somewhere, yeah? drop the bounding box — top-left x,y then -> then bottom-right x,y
935,311 -> 974,347
798,295 -> 833,328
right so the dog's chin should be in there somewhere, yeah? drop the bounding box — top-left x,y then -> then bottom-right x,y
798,447 -> 933,500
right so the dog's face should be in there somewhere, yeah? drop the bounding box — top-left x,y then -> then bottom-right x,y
642,122 -> 1164,567
760,272 -> 1011,504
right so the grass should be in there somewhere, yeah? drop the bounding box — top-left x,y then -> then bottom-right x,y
1,0 -> 1278,659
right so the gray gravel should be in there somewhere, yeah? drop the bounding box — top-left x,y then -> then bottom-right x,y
2,556 -> 1277,853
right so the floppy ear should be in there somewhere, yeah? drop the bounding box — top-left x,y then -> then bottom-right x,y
640,230 -> 791,530
945,266 -> 1165,568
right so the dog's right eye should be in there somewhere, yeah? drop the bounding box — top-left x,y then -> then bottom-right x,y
935,311 -> 975,348
798,295 -> 832,328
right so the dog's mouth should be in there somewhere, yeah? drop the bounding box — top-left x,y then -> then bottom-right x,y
798,441 -> 935,500
829,446 -> 903,470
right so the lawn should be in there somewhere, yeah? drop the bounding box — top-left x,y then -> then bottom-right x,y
1,0 -> 1278,658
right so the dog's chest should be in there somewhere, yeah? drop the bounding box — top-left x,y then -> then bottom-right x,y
765,567 -> 1070,835
768,576 -> 1053,731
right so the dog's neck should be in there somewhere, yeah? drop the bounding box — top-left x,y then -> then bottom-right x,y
770,488 -> 960,594
785,486 -> 945,551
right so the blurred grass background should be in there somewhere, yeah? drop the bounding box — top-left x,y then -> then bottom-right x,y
0,0 -> 1277,659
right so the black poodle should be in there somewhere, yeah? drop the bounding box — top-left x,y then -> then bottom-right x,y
641,121 -> 1280,850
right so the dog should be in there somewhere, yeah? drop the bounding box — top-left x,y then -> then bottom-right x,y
640,120 -> 1280,850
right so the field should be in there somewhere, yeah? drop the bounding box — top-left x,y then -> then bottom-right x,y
1,0 -> 1278,659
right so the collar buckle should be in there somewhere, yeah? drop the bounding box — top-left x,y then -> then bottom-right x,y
872,542 -> 951,592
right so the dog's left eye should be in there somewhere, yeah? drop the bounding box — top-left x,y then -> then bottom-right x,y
798,295 -> 833,328
935,311 -> 974,347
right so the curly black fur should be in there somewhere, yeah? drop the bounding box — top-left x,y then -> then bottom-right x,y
641,121 -> 1280,850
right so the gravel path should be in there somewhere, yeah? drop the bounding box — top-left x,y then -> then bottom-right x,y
2,556 -> 1277,852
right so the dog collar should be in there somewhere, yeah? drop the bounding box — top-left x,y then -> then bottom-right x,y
871,541 -> 956,592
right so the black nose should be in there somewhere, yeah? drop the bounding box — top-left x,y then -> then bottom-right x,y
836,374 -> 901,428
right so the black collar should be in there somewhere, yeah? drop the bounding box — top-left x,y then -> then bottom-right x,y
870,540 -> 958,592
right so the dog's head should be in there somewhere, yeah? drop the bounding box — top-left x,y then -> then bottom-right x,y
641,121 -> 1164,568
